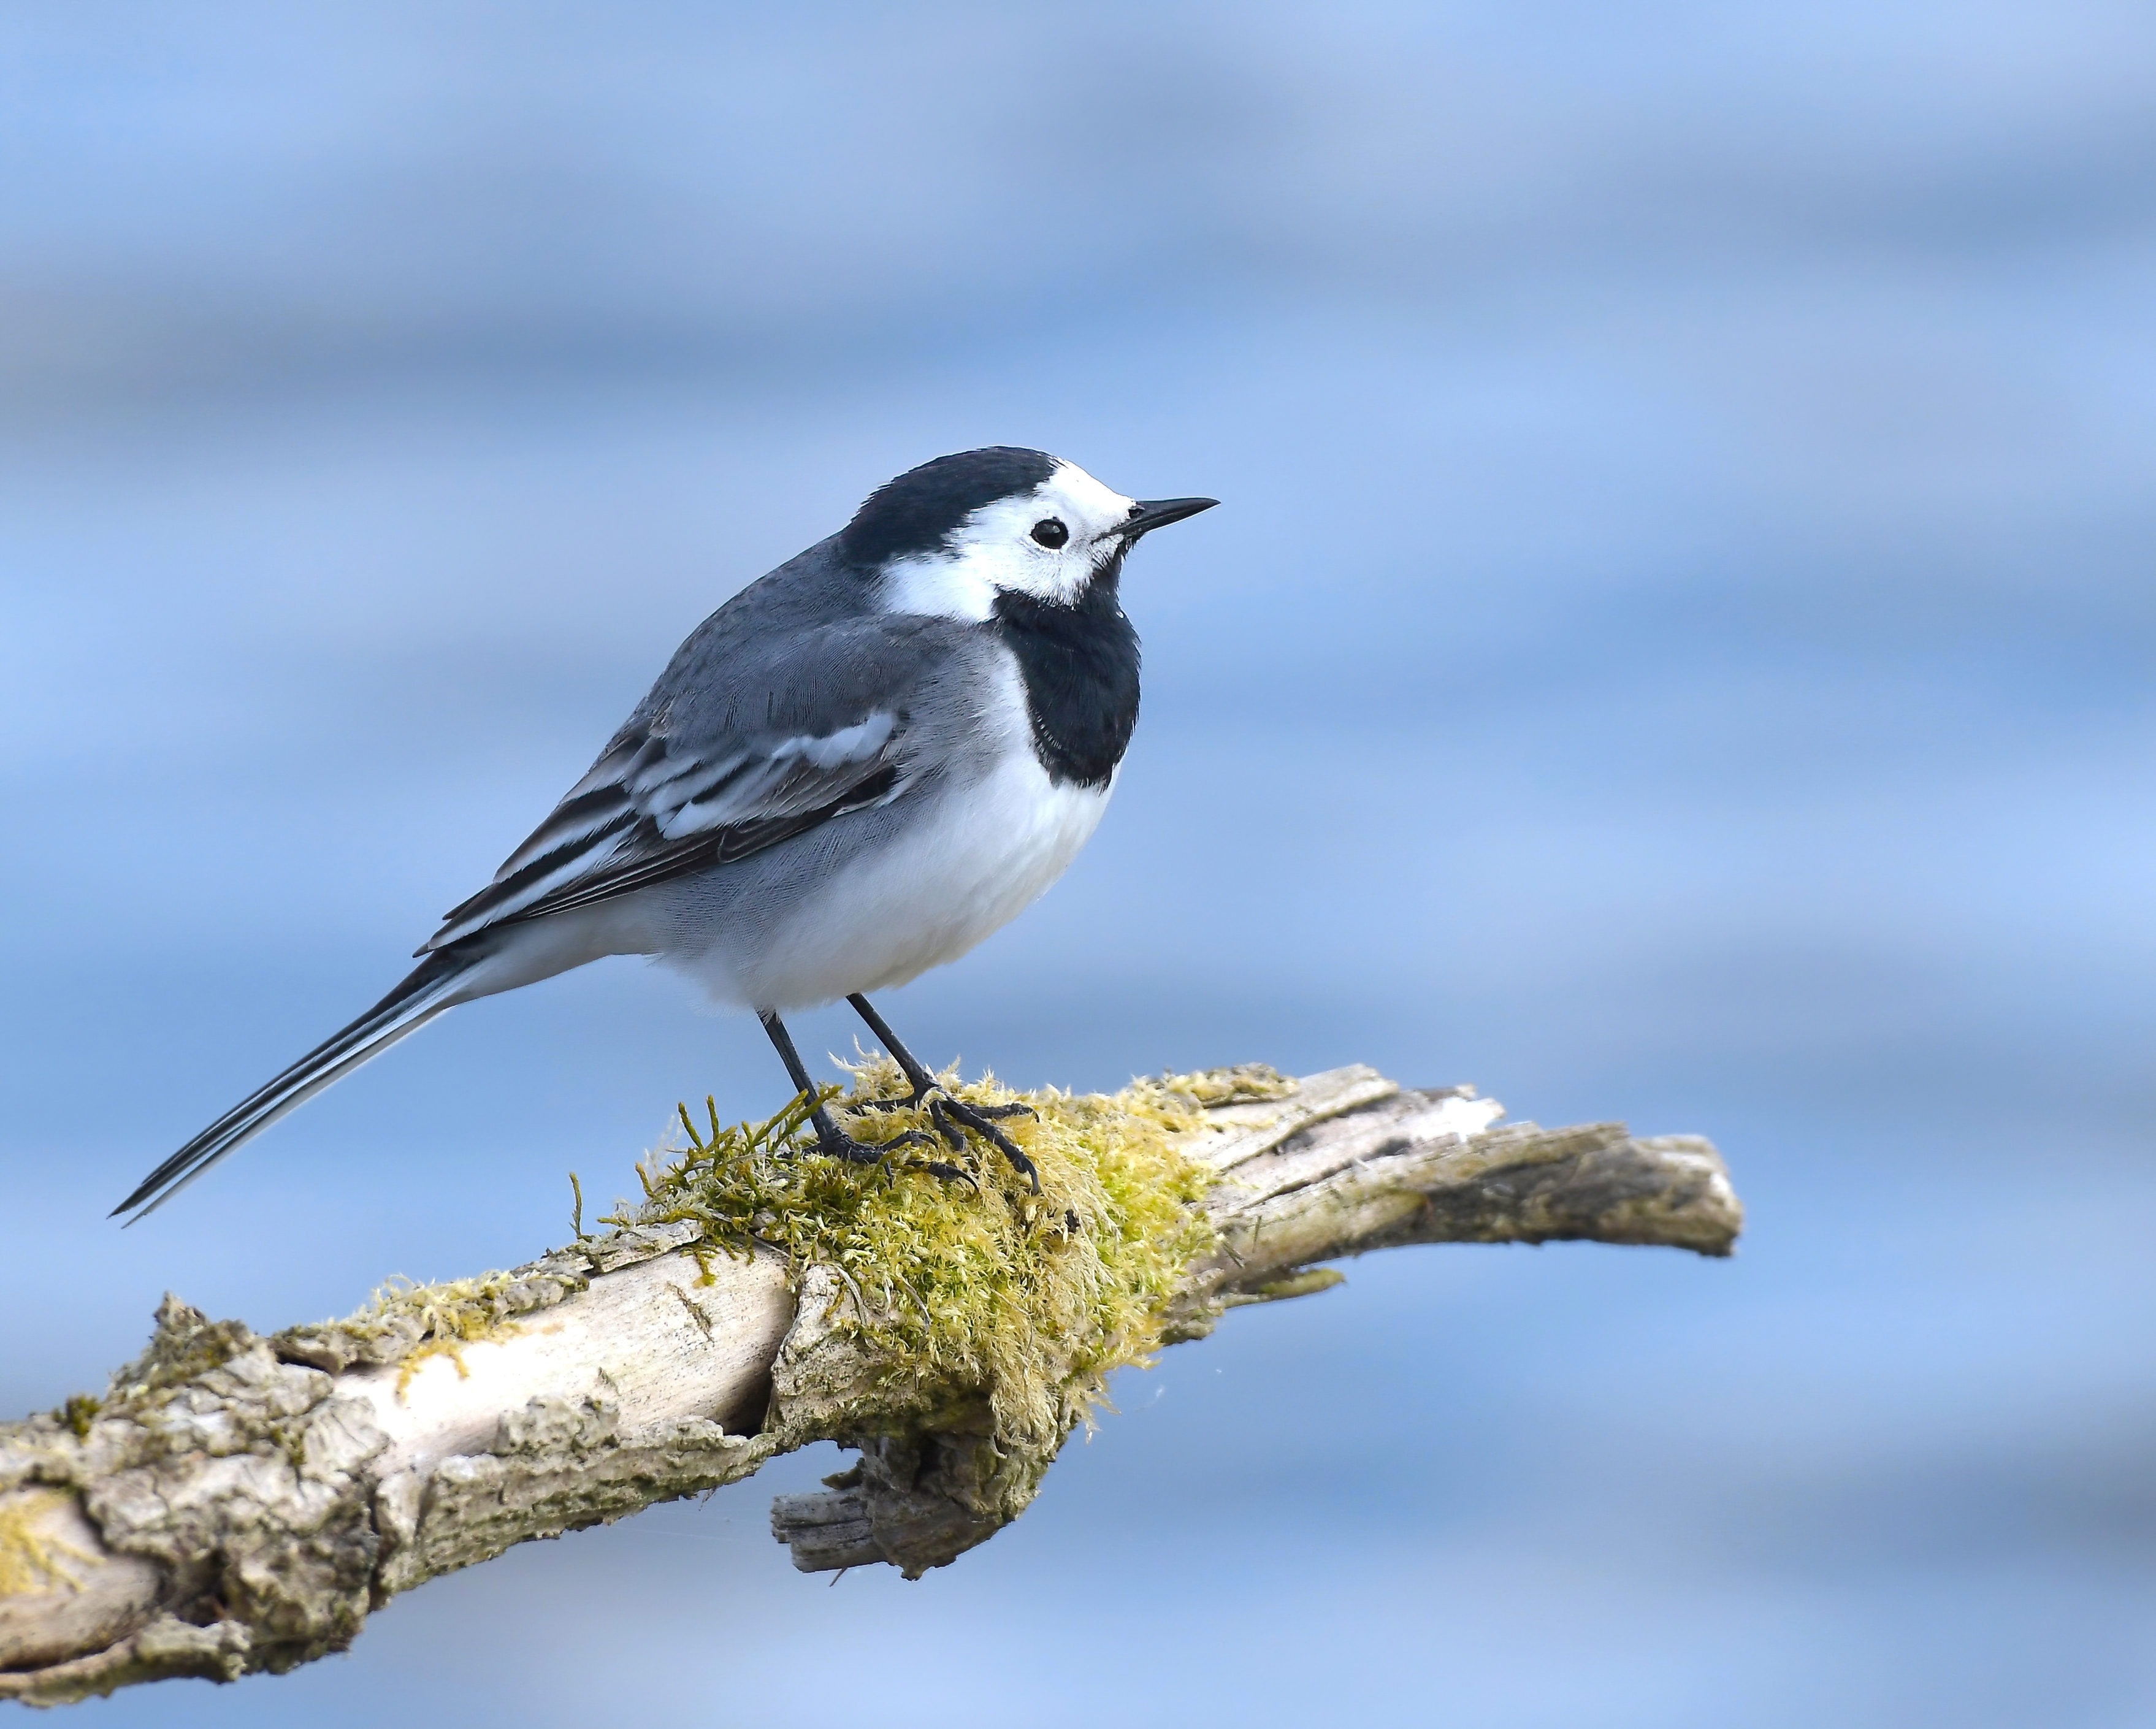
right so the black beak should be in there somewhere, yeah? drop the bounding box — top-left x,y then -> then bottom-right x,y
1112,496 -> 1219,541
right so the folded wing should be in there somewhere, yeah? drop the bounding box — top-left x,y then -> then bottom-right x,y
422,635 -> 929,954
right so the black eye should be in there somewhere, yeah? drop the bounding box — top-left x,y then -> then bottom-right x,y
1030,517 -> 1069,549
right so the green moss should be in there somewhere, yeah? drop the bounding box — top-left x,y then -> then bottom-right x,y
277,1246 -> 602,1383
52,1394 -> 101,1440
1121,1063 -> 1299,1113
327,1272 -> 541,1392
104,1301 -> 251,1414
612,1059 -> 1286,1458
267,1058 -> 1288,1484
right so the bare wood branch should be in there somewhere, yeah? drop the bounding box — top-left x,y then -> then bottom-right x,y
0,1067 -> 1740,1705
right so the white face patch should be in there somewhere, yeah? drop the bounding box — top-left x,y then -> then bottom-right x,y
877,459 -> 1136,622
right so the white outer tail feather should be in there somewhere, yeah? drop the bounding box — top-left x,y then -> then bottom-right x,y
115,950 -> 479,1221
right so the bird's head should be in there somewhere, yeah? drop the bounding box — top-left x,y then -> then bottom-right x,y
843,446 -> 1216,621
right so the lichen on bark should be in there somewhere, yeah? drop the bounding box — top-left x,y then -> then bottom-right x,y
1,1294 -> 391,1692
0,1061 -> 1743,1702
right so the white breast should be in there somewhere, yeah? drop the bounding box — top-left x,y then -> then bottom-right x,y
717,747 -> 1112,1010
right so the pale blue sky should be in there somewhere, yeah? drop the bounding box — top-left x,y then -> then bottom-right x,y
3,4 -> 2153,1722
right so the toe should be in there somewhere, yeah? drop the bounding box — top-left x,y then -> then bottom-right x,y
845,1090 -> 930,1115
911,1159 -> 980,1191
944,1102 -> 1040,1193
925,1099 -> 968,1151
814,1125 -> 935,1164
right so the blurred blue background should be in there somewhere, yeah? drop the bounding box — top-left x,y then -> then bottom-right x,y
4,2 -> 2152,1722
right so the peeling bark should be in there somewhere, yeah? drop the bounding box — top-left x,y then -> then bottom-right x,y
0,1067 -> 1740,1705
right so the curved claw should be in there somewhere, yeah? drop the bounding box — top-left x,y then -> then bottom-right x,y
836,1085 -> 1039,1192
908,1159 -> 981,1191
931,1097 -> 1040,1194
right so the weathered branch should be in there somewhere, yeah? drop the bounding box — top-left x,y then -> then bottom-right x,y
0,1066 -> 1740,1705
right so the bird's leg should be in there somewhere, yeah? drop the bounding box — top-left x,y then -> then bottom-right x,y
758,1009 -> 932,1166
843,994 -> 1033,1117
842,993 -> 1039,1193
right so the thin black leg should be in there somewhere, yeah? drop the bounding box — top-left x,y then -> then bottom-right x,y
843,993 -> 1040,1192
759,1008 -> 930,1166
845,993 -> 941,1096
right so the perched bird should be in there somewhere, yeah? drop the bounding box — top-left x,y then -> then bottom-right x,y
115,447 -> 1216,1219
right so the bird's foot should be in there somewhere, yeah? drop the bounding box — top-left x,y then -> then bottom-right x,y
844,1086 -> 1040,1192
904,1158 -> 981,1191
851,1088 -> 1034,1121
806,1112 -> 983,1188
928,1096 -> 1040,1194
809,1117 -> 935,1166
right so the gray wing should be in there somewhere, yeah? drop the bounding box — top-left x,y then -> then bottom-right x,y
421,613 -> 960,953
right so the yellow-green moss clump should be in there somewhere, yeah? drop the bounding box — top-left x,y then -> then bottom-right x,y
611,1059 -> 1291,1457
274,1061 -> 1296,1459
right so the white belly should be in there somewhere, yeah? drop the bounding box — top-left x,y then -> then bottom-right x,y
701,753 -> 1112,1010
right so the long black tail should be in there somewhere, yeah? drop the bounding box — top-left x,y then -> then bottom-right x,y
112,947 -> 480,1222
